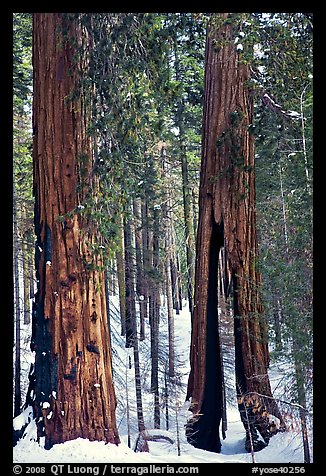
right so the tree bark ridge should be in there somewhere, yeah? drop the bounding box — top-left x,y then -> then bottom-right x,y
32,13 -> 119,447
187,13 -> 283,453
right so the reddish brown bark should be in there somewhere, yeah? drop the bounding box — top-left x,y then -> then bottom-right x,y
186,14 -> 283,453
32,13 -> 119,448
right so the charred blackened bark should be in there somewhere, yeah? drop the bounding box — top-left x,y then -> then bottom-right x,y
186,13 -> 283,453
186,217 -> 224,452
31,13 -> 119,448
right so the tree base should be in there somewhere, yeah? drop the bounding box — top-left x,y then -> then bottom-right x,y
244,419 -> 283,453
186,415 -> 222,453
245,432 -> 268,453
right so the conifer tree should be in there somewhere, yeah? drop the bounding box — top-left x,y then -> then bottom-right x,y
31,13 -> 119,448
186,13 -> 283,453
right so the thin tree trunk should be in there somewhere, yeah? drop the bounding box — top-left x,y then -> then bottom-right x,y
23,225 -> 31,325
133,338 -> 148,451
153,208 -> 161,429
164,366 -> 169,431
179,122 -> 195,315
133,197 -> 146,340
173,35 -> 195,316
109,259 -> 116,296
104,270 -> 112,344
278,157 -> 289,255
162,151 -> 175,379
14,180 -> 22,417
125,353 -> 131,448
176,254 -> 183,310
123,203 -> 148,451
293,350 -> 310,463
116,212 -> 126,336
278,153 -> 311,462
175,402 -> 181,457
165,255 -> 175,379
141,198 -> 149,327
148,204 -> 161,429
272,294 -> 282,352
192,188 -> 198,242
300,85 -> 310,193
133,198 -> 142,298
170,255 -> 180,314
123,204 -> 136,349
32,13 -> 119,447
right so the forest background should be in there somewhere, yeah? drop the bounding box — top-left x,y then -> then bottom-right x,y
10,10 -> 314,466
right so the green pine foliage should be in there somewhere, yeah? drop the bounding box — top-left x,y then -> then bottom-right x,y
253,14 -> 313,408
13,12 -> 34,261
13,12 -> 313,437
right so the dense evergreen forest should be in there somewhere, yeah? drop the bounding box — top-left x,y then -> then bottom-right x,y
13,12 -> 313,464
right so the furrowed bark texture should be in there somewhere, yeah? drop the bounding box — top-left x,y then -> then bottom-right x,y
186,14 -> 283,453
32,13 -> 119,448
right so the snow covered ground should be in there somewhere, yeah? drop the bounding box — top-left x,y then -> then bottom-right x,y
13,411 -> 306,464
13,297 -> 311,464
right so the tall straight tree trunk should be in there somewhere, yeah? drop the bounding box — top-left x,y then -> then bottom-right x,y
170,253 -> 181,314
133,197 -> 146,340
104,270 -> 112,342
293,344 -> 311,463
164,227 -> 175,380
32,13 -> 119,448
186,13 -> 283,453
108,259 -> 116,296
192,188 -> 198,243
161,153 -> 175,379
173,37 -> 195,316
278,183 -> 311,462
149,206 -> 161,429
116,212 -> 126,336
132,337 -> 148,451
22,208 -> 31,325
23,235 -> 31,325
141,177 -> 161,429
170,227 -> 182,314
176,254 -> 183,308
141,198 -> 150,326
13,180 -> 22,417
165,267 -> 175,378
123,200 -> 148,451
272,293 -> 282,352
123,205 -> 135,349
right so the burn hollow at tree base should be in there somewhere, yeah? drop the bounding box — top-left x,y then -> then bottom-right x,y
185,411 -> 222,454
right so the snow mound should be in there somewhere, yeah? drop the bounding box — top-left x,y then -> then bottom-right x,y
13,297 -> 311,464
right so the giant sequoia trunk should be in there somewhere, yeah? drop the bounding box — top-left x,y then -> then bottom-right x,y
32,13 -> 119,448
186,13 -> 283,453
